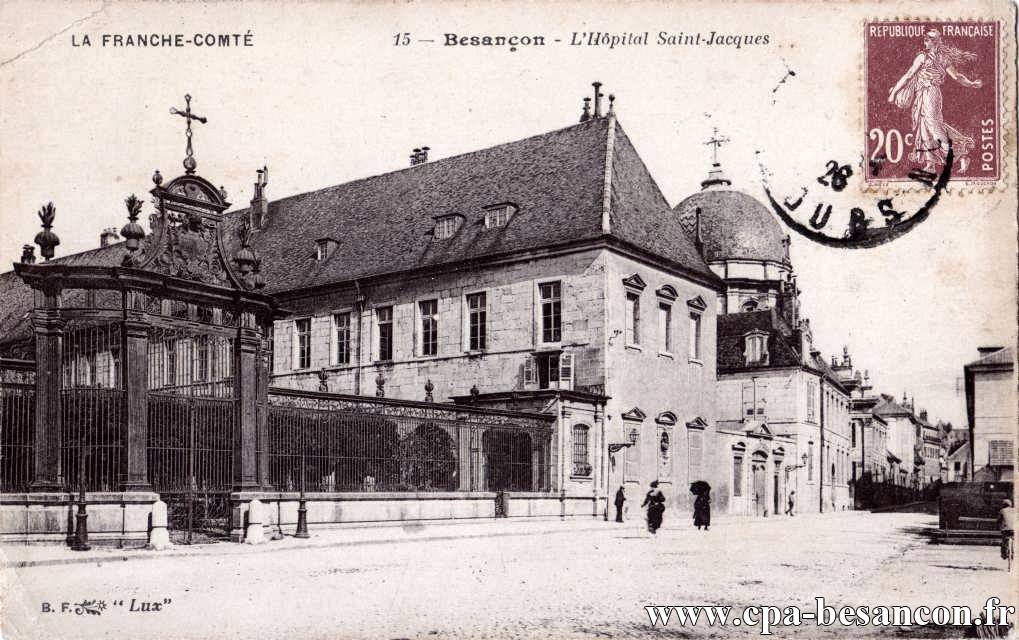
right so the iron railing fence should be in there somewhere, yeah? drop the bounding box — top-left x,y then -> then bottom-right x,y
266,394 -> 556,494
0,360 -> 35,492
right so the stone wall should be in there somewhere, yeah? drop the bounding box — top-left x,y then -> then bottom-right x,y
270,249 -> 607,402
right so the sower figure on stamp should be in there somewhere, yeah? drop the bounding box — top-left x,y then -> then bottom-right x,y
614,485 -> 626,523
887,28 -> 982,174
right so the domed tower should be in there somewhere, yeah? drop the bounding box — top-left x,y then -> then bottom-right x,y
673,159 -> 795,318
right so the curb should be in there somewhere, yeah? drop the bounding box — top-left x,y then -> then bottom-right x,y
3,522 -> 614,569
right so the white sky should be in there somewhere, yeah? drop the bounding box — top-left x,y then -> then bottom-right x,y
1,0 -> 1015,427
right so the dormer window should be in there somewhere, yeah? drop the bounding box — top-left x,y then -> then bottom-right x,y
484,203 -> 517,229
744,330 -> 769,366
316,237 -> 338,261
433,214 -> 462,240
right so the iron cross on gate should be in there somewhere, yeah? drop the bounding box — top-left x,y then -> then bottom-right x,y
170,94 -> 207,174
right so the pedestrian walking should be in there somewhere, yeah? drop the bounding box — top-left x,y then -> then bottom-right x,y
998,499 -> 1015,561
614,485 -> 626,523
694,487 -> 711,530
641,481 -> 666,535
785,490 -> 796,516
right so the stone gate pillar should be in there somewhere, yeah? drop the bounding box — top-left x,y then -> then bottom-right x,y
30,294 -> 63,492
233,313 -> 261,491
256,333 -> 270,489
121,314 -> 151,491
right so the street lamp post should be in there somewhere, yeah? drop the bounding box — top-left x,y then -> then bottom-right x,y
71,446 -> 91,551
295,447 -> 309,539
604,429 -> 640,520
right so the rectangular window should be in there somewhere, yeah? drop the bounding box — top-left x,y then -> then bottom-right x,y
572,425 -> 590,476
419,300 -> 438,357
165,340 -> 177,387
333,312 -> 351,365
625,292 -> 640,344
196,336 -> 209,382
539,282 -> 561,343
808,442 -> 814,481
689,312 -> 702,360
434,216 -> 459,240
806,381 -> 817,422
267,331 -> 274,375
295,318 -> 311,370
659,303 -> 672,352
485,205 -> 514,228
536,352 -> 560,390
467,292 -> 487,351
733,455 -> 743,496
376,307 -> 393,361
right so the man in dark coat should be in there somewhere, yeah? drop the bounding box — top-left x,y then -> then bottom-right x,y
694,488 -> 711,530
614,486 -> 626,522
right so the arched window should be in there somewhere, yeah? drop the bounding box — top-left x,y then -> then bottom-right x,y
741,299 -> 759,312
743,330 -> 769,366
571,424 -> 591,477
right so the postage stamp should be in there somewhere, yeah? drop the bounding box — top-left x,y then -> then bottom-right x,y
864,21 -> 1000,184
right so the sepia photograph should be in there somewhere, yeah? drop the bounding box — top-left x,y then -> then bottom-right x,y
0,1 -> 1016,638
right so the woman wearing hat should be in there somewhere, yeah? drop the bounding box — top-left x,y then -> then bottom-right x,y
641,481 -> 666,535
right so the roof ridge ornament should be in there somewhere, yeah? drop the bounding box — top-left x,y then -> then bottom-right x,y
170,94 -> 207,175
33,202 -> 60,262
701,127 -> 733,190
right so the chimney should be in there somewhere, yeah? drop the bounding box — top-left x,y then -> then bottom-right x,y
100,227 -> 120,247
592,82 -> 603,117
250,166 -> 269,229
977,346 -> 1004,357
20,244 -> 35,264
410,146 -> 430,166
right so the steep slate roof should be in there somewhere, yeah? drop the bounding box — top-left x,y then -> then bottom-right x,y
716,309 -> 802,371
0,116 -> 719,351
222,116 -> 717,295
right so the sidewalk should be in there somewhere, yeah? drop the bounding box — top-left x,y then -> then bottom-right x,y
0,509 -> 871,569
0,516 -> 612,569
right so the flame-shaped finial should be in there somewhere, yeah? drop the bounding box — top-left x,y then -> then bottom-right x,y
33,202 -> 59,261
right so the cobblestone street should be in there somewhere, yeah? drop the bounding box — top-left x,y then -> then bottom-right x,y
1,512 -> 1014,639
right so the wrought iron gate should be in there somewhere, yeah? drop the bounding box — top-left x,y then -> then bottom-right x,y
147,324 -> 236,543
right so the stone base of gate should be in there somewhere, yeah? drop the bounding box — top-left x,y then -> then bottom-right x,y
0,492 -> 160,546
227,491 -> 607,541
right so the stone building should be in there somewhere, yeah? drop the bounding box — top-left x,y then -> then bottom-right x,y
872,394 -> 925,487
0,87 -> 876,545
964,346 -> 1015,482
673,161 -> 853,514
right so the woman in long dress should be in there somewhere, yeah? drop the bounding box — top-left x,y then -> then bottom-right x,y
694,488 -> 711,531
641,481 -> 666,535
887,28 -> 982,174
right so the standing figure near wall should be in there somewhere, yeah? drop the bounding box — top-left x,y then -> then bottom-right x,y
642,481 -> 666,535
